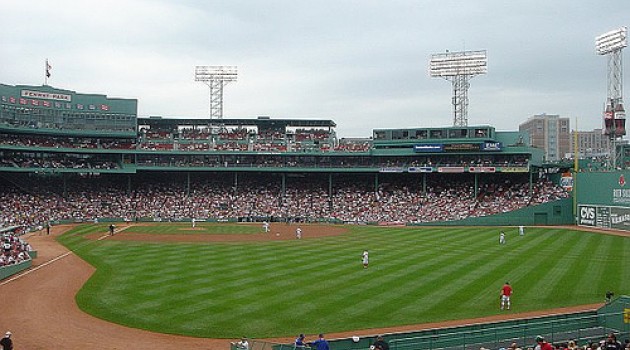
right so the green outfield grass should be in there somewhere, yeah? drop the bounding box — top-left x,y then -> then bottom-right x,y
57,224 -> 630,339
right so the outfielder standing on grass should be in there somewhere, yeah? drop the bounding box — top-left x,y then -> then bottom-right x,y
296,227 -> 302,239
500,281 -> 512,310
362,250 -> 369,269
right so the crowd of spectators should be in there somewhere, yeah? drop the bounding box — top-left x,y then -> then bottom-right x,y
0,153 -> 120,170
0,133 -> 135,150
482,334 -> 630,350
135,126 -> 359,153
0,231 -> 32,267
0,173 -> 569,230
131,154 -> 531,170
0,127 -> 348,154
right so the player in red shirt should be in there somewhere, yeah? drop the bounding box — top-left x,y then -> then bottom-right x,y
500,282 -> 512,310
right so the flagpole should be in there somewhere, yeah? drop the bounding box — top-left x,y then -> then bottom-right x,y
45,59 -> 52,86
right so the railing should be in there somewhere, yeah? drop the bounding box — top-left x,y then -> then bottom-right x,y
389,312 -> 625,350
239,310 -> 629,350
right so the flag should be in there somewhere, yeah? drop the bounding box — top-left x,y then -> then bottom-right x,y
46,59 -> 52,78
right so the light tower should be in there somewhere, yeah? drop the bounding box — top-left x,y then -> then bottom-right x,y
429,50 -> 487,127
596,27 -> 627,169
194,66 -> 238,120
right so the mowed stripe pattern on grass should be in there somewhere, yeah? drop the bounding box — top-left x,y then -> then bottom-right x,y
60,225 -> 629,338
123,223 -> 263,235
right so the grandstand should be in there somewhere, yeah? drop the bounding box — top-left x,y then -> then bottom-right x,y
1,83 -> 628,350
0,83 -> 574,231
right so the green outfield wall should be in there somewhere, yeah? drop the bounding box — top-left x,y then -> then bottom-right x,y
409,198 -> 574,226
575,171 -> 630,207
576,171 -> 630,230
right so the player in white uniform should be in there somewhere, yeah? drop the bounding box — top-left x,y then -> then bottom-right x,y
296,227 -> 302,239
518,225 -> 524,236
192,218 -> 196,228
499,231 -> 506,245
263,221 -> 269,233
362,250 -> 369,268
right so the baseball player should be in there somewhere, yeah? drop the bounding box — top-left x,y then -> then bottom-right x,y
500,282 -> 512,310
362,250 -> 369,269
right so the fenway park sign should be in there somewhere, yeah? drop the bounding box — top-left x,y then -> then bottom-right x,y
21,89 -> 72,102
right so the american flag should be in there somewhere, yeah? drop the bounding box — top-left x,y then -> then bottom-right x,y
46,59 -> 52,78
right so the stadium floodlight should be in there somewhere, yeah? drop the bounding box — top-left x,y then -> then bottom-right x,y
596,27 -> 627,170
429,51 -> 488,77
596,27 -> 627,55
195,66 -> 238,120
429,50 -> 487,127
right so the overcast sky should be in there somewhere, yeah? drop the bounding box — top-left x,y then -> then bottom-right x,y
2,0 -> 629,137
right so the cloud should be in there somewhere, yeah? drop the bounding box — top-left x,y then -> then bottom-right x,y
1,0 -> 629,137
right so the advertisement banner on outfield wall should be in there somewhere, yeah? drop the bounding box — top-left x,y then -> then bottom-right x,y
577,204 -> 630,229
578,205 -> 597,226
610,206 -> 630,229
578,205 -> 612,228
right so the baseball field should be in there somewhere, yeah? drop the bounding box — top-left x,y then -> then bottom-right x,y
54,223 -> 629,339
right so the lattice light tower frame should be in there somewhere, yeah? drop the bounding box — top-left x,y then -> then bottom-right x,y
430,50 -> 487,127
596,27 -> 627,169
195,66 -> 238,120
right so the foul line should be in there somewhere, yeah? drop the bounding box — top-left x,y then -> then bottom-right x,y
0,225 -> 133,287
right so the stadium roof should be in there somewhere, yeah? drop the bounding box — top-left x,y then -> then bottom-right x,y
138,117 -> 336,129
